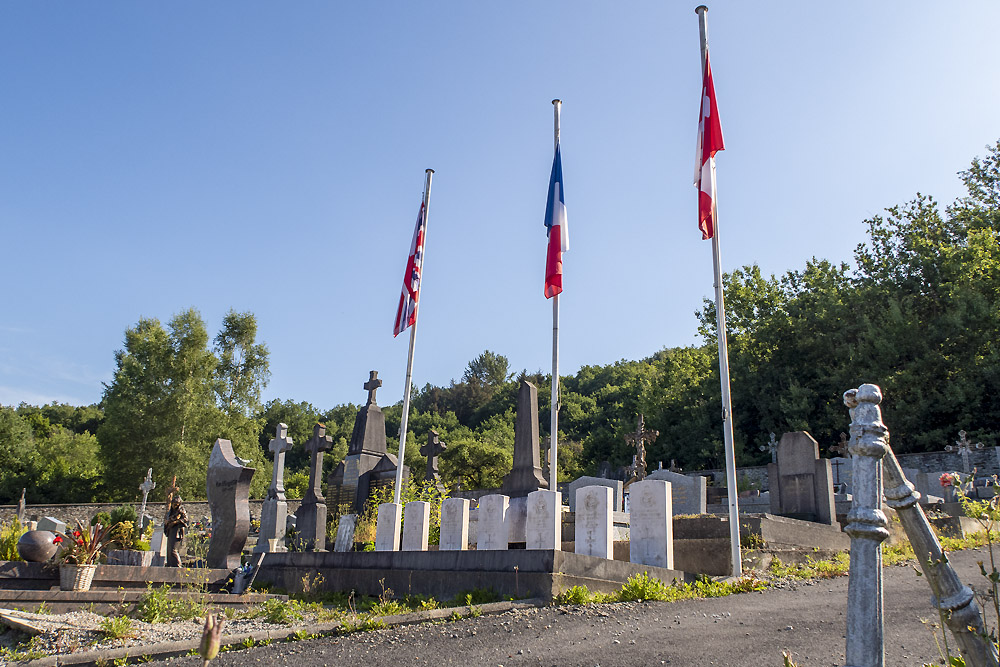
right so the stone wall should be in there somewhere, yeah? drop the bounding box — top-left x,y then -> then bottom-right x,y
0,500 -> 303,527
895,448 -> 999,477
695,465 -> 770,491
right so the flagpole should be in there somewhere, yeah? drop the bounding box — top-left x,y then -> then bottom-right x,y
696,4 -> 742,577
549,99 -> 562,492
394,168 -> 434,505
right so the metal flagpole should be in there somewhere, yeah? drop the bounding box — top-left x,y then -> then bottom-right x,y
696,5 -> 742,577
394,168 -> 434,505
549,99 -> 561,492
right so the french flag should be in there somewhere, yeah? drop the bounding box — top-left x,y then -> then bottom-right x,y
544,143 -> 569,299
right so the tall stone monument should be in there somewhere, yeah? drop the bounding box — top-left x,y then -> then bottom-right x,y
768,431 -> 836,525
420,429 -> 447,490
256,423 -> 294,553
329,371 -> 390,511
294,423 -> 333,551
206,438 -> 255,570
502,380 -> 547,497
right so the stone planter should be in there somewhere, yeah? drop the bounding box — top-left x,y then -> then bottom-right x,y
106,549 -> 154,567
59,564 -> 97,591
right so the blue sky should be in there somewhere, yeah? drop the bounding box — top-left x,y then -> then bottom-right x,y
2,2 -> 998,410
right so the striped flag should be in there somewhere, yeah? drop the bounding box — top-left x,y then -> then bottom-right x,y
544,143 -> 569,298
695,51 -> 724,240
393,202 -> 427,337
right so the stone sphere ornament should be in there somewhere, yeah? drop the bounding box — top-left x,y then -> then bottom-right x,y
17,530 -> 59,562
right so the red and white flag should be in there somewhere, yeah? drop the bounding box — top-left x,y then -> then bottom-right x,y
393,202 -> 427,337
695,51 -> 725,240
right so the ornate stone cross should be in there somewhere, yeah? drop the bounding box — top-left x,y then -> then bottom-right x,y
139,468 -> 156,519
268,423 -> 295,501
668,459 -> 682,473
419,429 -> 447,482
830,432 -> 850,458
624,414 -> 658,481
303,423 -> 334,502
946,430 -> 984,474
760,432 -> 778,463
364,370 -> 382,406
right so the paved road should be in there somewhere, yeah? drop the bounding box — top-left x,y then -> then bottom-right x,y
155,547 -> 994,667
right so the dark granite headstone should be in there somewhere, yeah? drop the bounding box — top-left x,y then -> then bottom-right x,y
294,423 -> 333,551
768,431 -> 835,525
206,438 -> 255,569
502,380 -> 548,497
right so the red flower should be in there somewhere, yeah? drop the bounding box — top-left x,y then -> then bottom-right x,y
76,539 -> 85,546
73,530 -> 81,538
52,535 -> 63,544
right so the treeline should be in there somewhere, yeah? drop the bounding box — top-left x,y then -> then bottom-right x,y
3,141 -> 999,505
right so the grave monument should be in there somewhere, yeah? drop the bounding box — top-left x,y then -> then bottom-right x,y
206,438 -> 255,570
420,429 -> 447,490
645,469 -> 707,515
294,422 -> 333,551
256,423 -> 294,553
767,431 -> 836,525
502,380 -> 548,497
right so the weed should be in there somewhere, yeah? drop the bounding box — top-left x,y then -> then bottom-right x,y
35,601 -> 52,615
113,656 -> 129,667
139,655 -> 153,663
241,637 -> 256,649
0,517 -> 28,561
618,572 -> 673,602
99,615 -> 137,641
370,579 -> 407,616
135,583 -> 204,623
299,571 -> 326,601
447,588 -> 500,607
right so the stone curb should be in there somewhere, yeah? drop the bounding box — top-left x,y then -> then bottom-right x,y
24,598 -> 546,666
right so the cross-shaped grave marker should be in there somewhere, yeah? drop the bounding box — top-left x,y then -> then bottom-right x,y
139,468 -> 156,519
760,432 -> 778,463
268,423 -> 295,501
946,430 -> 983,474
624,414 -> 658,481
364,370 -> 382,405
303,423 -> 334,502
830,432 -> 850,458
419,429 -> 447,483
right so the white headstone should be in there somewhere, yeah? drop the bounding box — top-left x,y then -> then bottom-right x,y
478,494 -> 509,550
402,501 -> 431,551
439,497 -> 470,551
567,476 -> 624,512
645,470 -> 707,515
629,479 -> 673,569
375,502 -> 402,551
526,489 -> 561,550
575,485 -> 613,559
333,514 -> 357,552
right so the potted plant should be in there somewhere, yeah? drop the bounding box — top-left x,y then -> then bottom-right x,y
107,519 -> 155,567
54,521 -> 113,591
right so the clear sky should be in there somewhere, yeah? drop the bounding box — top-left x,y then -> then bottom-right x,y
2,2 -> 998,411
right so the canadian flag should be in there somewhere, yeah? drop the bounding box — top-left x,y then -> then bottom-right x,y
695,51 -> 725,240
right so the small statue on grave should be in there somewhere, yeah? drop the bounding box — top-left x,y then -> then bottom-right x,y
165,495 -> 189,567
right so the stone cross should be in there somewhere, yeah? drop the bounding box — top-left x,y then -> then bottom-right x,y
139,469 -> 156,519
624,414 -> 658,481
268,423 -> 295,500
760,432 -> 778,463
830,458 -> 847,487
419,429 -> 447,483
830,432 -> 850,458
668,459 -> 682,473
364,370 -> 382,406
946,430 -> 984,474
303,423 -> 334,503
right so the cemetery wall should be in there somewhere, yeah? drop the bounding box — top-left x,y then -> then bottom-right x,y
0,500 -> 303,526
696,465 -> 770,491
894,448 -> 999,477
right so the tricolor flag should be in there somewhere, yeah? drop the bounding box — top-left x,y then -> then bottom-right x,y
694,51 -> 724,240
544,143 -> 569,298
393,201 -> 427,337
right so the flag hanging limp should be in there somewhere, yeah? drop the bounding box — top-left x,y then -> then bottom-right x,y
393,201 -> 427,337
695,52 -> 725,240
544,143 -> 569,298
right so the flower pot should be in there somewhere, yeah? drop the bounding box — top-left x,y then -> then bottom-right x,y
59,564 -> 97,592
107,550 -> 154,567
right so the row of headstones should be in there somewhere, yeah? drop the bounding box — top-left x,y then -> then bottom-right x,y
368,480 -> 675,569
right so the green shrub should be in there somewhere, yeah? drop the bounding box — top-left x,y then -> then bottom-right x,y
554,585 -> 594,605
617,572 -> 672,602
92,511 -> 112,528
99,615 -> 136,640
109,504 -> 138,528
0,517 -> 27,561
135,584 -> 204,623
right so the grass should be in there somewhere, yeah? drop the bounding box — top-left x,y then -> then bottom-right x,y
134,583 -> 204,623
553,571 -> 769,605
99,616 -> 137,641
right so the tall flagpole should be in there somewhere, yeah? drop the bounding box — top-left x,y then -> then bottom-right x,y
696,5 -> 742,577
549,99 -> 562,492
394,168 -> 434,505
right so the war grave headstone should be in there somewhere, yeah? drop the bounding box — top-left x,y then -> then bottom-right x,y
575,485 -> 613,559
567,476 -> 623,512
375,502 -> 401,551
256,423 -> 294,553
420,429 -> 447,491
478,494 -> 509,550
334,514 -> 357,552
402,501 -> 431,551
526,490 -> 561,550
645,469 -> 707,515
502,380 -> 548,497
206,438 -> 255,570
439,497 -> 470,550
768,431 -> 836,525
629,479 -> 673,569
294,423 -> 333,551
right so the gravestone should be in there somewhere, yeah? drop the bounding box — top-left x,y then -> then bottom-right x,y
760,432 -> 778,463
402,501 -> 431,551
767,431 -> 836,525
375,502 -> 401,551
575,486 -> 613,559
206,438 -> 256,570
150,527 -> 168,566
567,476 -> 624,512
334,514 -> 357,552
294,423 -> 333,551
946,430 -> 984,474
502,381 -> 548,497
478,494 -> 509,550
335,371 -> 389,511
256,423 -> 294,553
420,429 -> 447,490
526,490 -> 561,550
439,498 -> 470,551
829,457 -> 853,494
138,469 -> 156,521
645,469 -> 707,515
597,461 -> 613,479
629,479 -> 673,569
36,517 -> 65,534
506,496 -> 528,543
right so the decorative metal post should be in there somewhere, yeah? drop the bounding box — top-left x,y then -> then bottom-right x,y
843,385 -> 891,667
